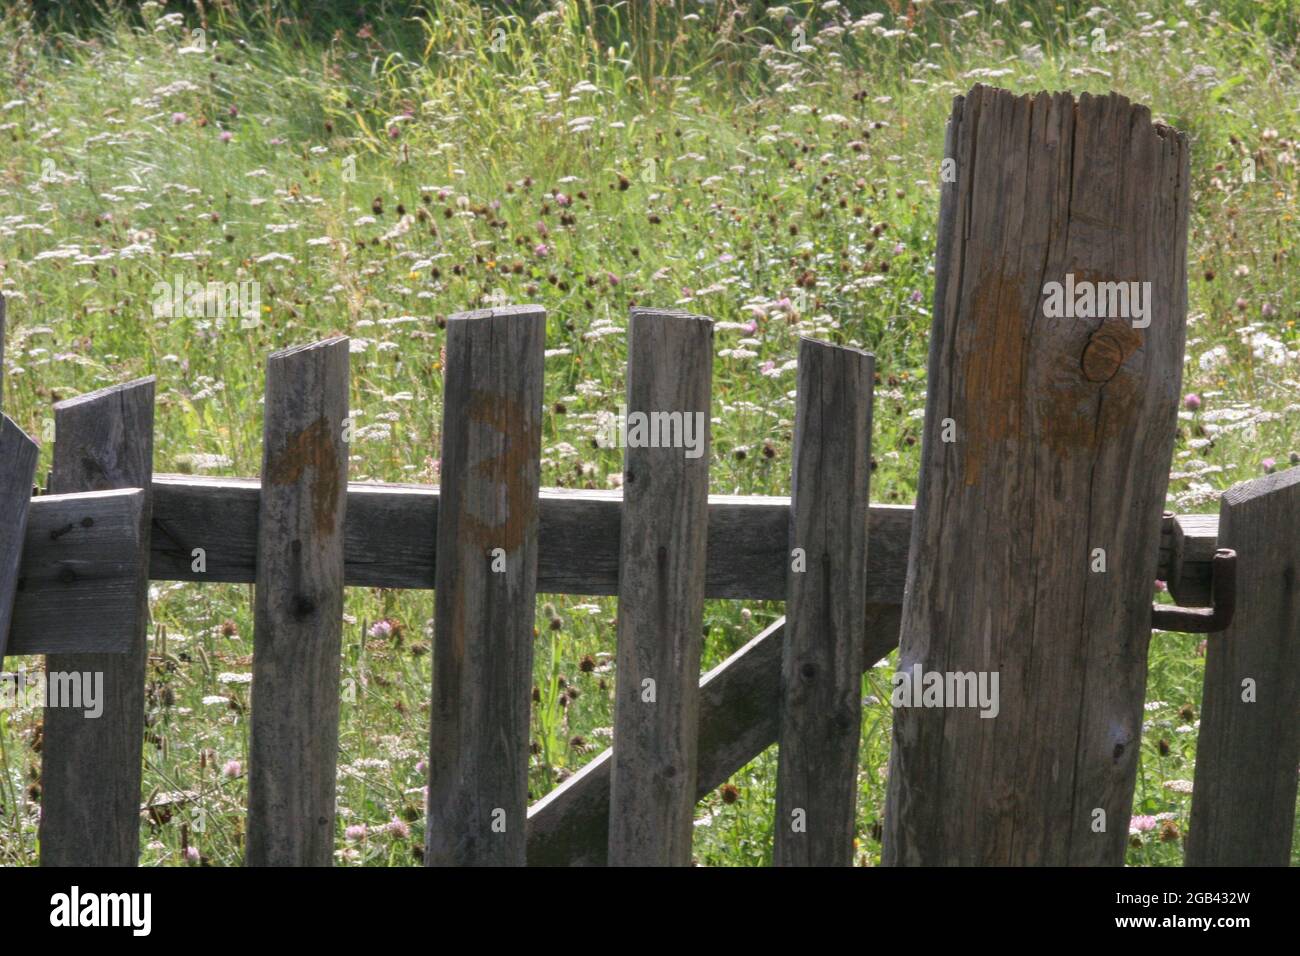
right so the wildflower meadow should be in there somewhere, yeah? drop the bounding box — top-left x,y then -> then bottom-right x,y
1,0 -> 1298,870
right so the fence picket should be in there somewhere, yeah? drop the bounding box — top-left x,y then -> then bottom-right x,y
246,338 -> 350,866
425,306 -> 545,866
774,338 -> 874,866
0,416 -> 39,661
39,378 -> 155,866
608,308 -> 713,866
1186,468 -> 1300,866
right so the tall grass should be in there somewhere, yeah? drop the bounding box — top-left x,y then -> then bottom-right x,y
0,0 -> 1297,865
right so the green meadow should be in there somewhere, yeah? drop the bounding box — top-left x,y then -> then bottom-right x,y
1,0 -> 1297,865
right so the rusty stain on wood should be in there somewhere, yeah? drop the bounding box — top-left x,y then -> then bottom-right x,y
427,306 -> 544,867
960,265 -> 1028,487
960,266 -> 1150,486
461,388 -> 538,552
265,416 -> 340,536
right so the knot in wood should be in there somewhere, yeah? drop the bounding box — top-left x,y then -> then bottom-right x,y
1081,321 -> 1142,383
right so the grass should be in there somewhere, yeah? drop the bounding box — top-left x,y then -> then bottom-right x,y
1,0 -> 1298,866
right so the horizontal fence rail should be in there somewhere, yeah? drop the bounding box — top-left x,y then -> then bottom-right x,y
4,480 -> 1220,657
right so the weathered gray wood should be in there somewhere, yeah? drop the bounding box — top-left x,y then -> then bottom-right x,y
4,491 -> 158,655
1167,512 -> 1220,606
882,86 -> 1191,866
0,415 -> 39,660
774,338 -> 874,866
39,377 -> 155,867
527,604 -> 903,866
426,306 -> 545,866
608,308 -> 713,866
6,490 -> 149,656
10,474 -> 1220,647
246,338 -> 350,867
1186,468 -> 1300,866
96,474 -> 1209,601
146,477 -> 913,601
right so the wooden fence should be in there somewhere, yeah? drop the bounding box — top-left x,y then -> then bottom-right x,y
0,307 -> 1293,868
1,86 -> 1296,867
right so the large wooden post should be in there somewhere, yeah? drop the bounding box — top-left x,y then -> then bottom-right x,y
882,86 -> 1191,865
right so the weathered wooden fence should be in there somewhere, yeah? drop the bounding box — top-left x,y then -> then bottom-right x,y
0,86 -> 1296,867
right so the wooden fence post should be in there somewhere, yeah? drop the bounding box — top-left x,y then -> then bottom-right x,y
774,338 -> 874,866
608,308 -> 713,866
425,306 -> 545,866
1186,468 -> 1300,865
39,378 -> 155,866
246,338 -> 350,866
0,416 -> 39,661
882,86 -> 1191,865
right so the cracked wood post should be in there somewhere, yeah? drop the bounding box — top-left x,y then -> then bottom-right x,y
39,378 -> 155,866
246,338 -> 350,866
608,308 -> 713,866
0,416 -> 39,661
774,338 -> 874,866
882,86 -> 1191,866
1186,468 -> 1300,866
425,306 -> 545,866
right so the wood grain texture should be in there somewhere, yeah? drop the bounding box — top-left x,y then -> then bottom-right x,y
246,338 -> 350,866
608,308 -> 713,866
1186,468 -> 1300,866
1167,512 -> 1220,606
426,306 -> 545,866
774,339 -> 874,866
4,491 -> 157,655
9,478 -> 1218,653
527,604 -> 903,865
39,377 -> 155,867
145,477 -> 913,601
0,415 -> 39,660
139,481 -> 1208,598
882,86 -> 1191,866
